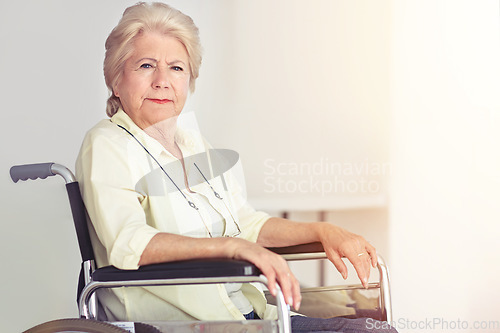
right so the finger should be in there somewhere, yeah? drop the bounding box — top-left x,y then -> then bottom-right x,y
327,251 -> 348,280
366,244 -> 378,268
275,262 -> 301,309
261,256 -> 296,307
361,255 -> 371,287
260,266 -> 278,296
290,272 -> 302,310
276,270 -> 294,306
351,252 -> 370,288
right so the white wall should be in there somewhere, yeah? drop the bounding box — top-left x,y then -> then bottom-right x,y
210,0 -> 392,206
389,1 -> 500,332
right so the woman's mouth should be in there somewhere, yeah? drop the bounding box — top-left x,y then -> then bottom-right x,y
148,99 -> 172,104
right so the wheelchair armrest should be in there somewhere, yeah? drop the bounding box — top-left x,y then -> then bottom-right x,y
92,259 -> 261,282
267,242 -> 324,255
80,258 -> 292,331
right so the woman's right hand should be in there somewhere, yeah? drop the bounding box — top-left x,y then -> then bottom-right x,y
139,233 -> 301,310
226,238 -> 302,311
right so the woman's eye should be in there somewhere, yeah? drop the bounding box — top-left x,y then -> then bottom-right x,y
140,63 -> 153,69
171,66 -> 184,72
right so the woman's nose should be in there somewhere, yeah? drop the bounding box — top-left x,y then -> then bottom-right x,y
152,68 -> 171,89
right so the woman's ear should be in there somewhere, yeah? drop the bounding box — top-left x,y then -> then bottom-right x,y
113,79 -> 121,97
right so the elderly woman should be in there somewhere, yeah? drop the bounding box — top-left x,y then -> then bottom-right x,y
76,2 -> 396,332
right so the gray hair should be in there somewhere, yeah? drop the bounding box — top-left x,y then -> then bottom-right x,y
103,2 -> 202,117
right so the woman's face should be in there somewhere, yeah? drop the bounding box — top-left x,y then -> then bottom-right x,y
114,31 -> 190,129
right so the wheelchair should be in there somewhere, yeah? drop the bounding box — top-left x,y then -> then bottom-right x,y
11,162 -> 393,333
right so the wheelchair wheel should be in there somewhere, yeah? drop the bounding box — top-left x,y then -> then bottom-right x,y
23,318 -> 131,333
134,322 -> 162,333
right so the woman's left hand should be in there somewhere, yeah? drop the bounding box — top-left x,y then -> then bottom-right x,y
258,218 -> 378,289
317,223 -> 377,288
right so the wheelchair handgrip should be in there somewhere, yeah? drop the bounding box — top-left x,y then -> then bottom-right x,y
10,163 -> 55,183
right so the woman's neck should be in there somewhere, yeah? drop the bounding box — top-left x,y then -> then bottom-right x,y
143,116 -> 181,157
